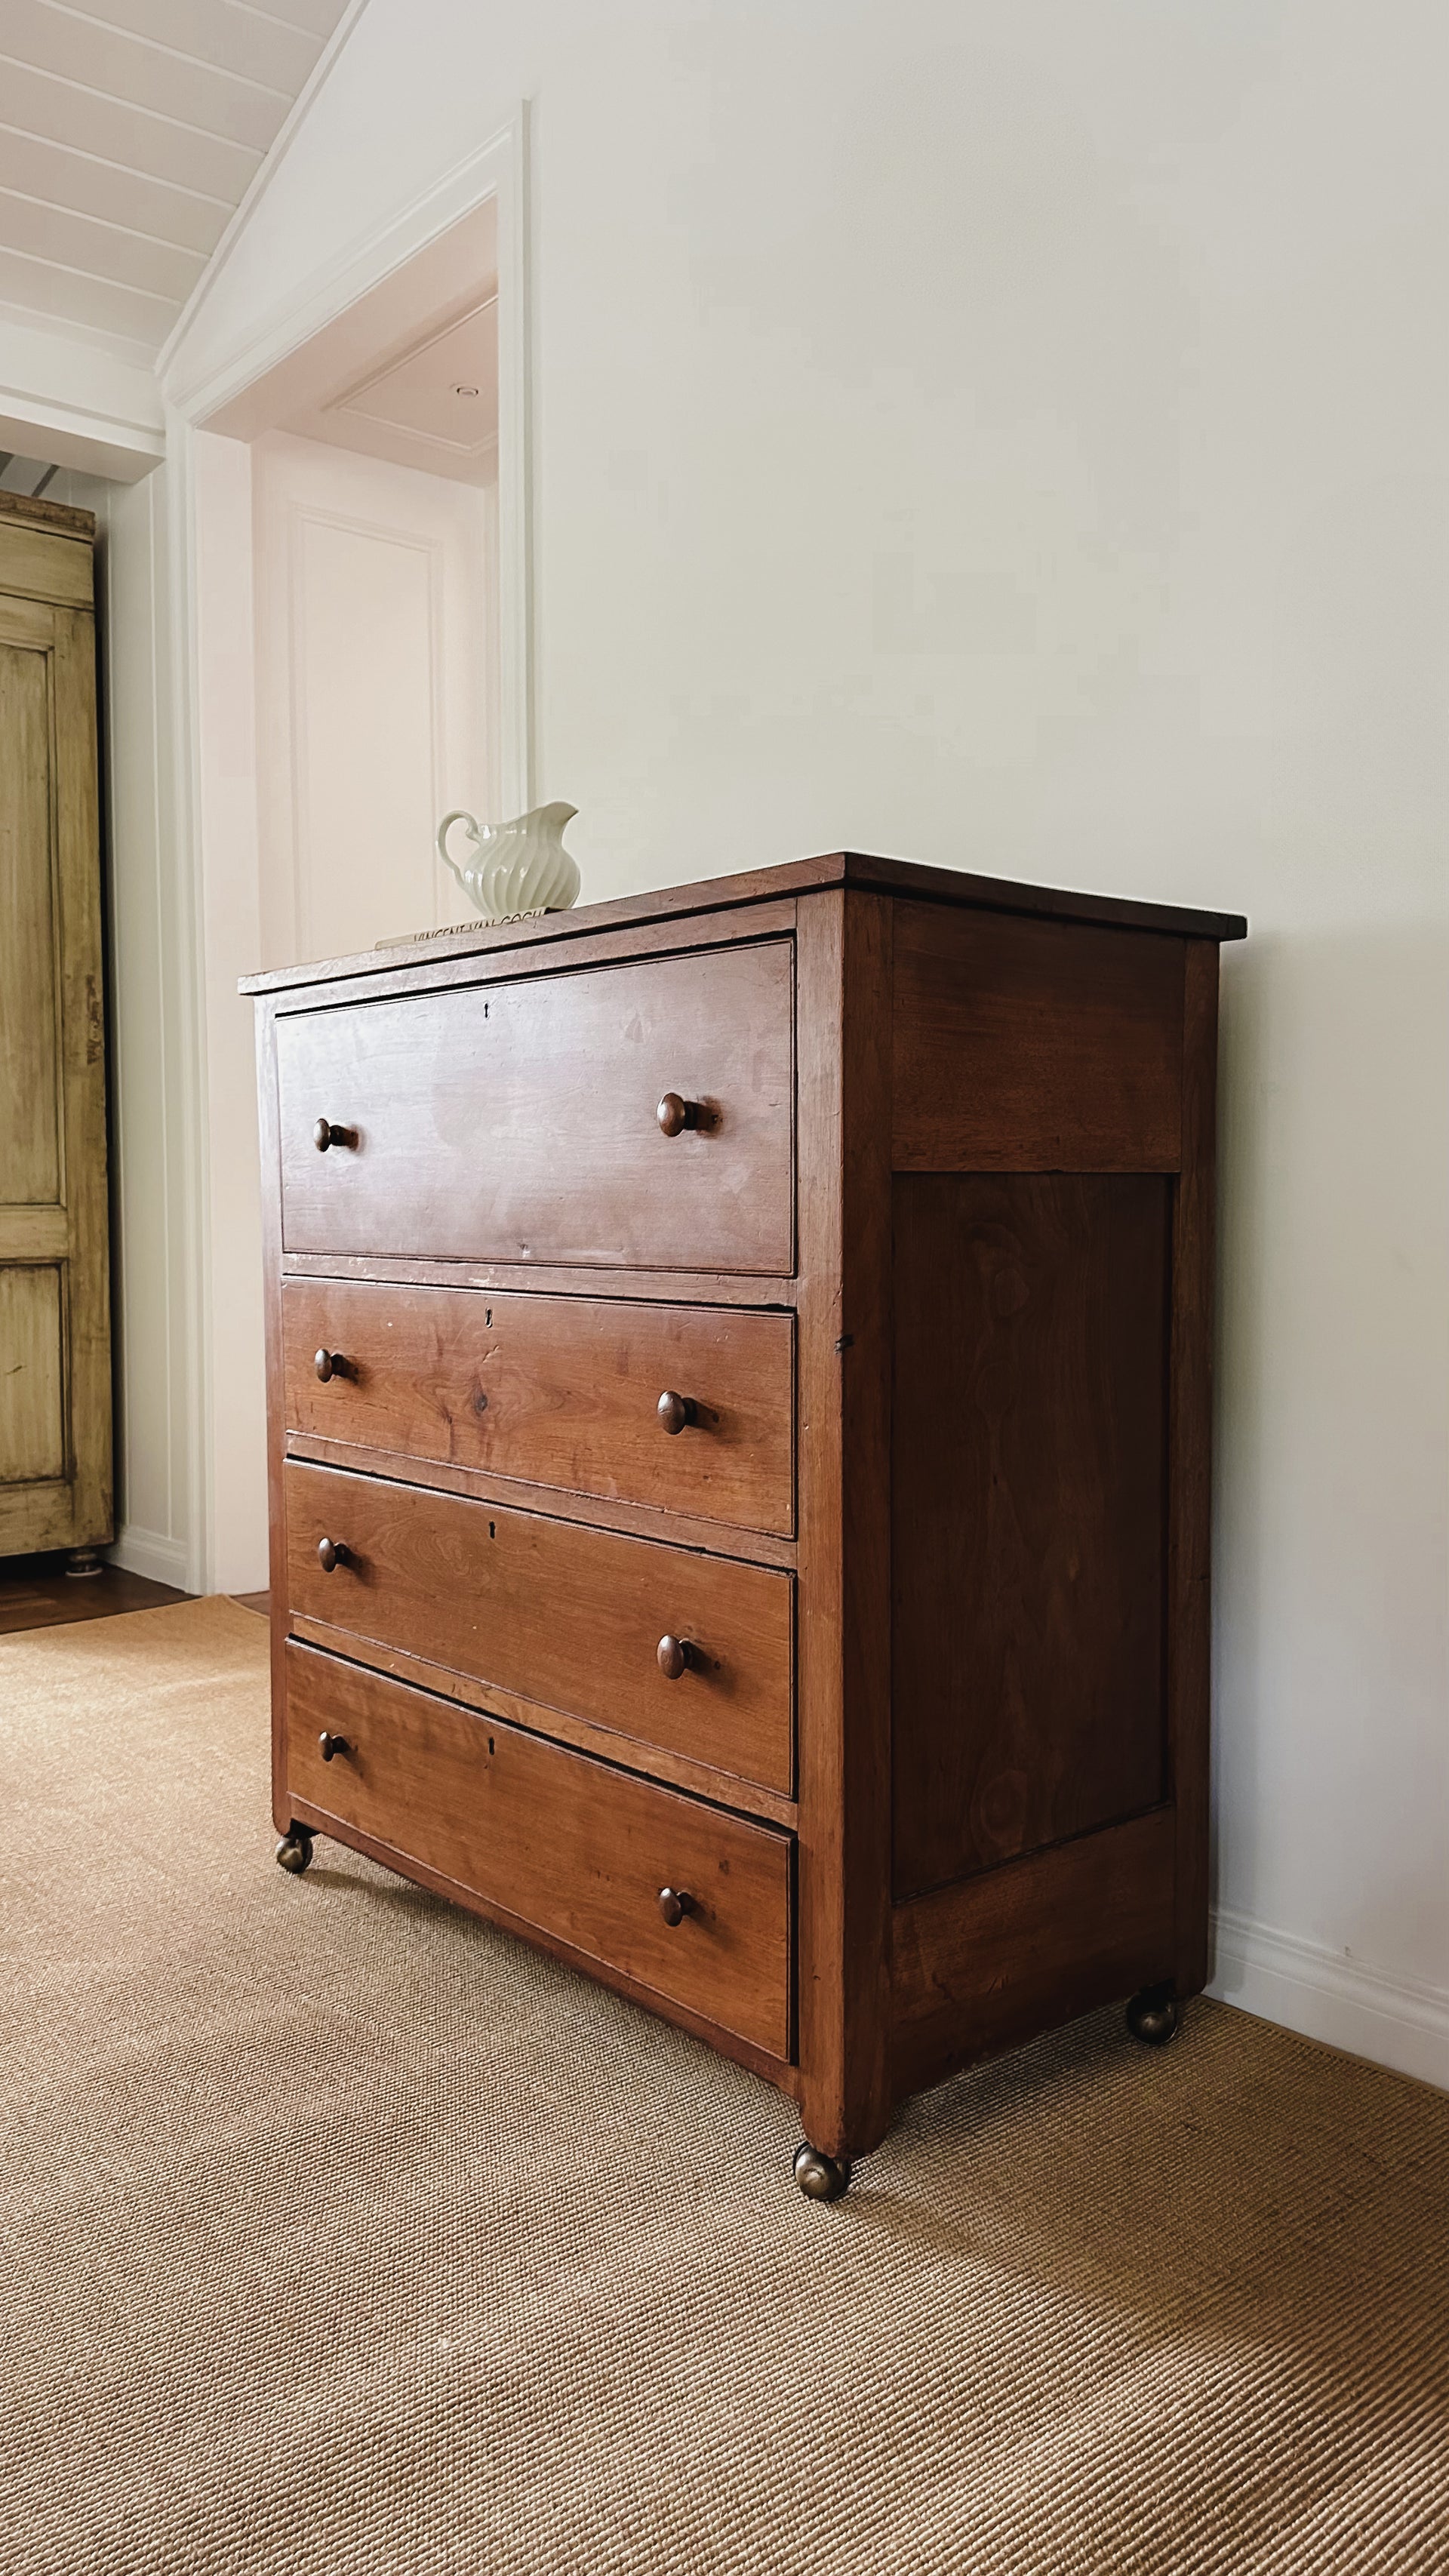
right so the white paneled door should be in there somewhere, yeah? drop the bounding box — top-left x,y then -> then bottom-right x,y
252,432 -> 495,966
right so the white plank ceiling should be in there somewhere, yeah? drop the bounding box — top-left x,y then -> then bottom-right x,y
0,0 -> 355,358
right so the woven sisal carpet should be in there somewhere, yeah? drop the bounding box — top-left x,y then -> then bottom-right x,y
2,1598 -> 1445,2574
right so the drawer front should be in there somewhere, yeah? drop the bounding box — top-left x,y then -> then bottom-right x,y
284,1280 -> 794,1537
275,942 -> 793,1274
286,1460 -> 793,1796
285,1643 -> 792,2058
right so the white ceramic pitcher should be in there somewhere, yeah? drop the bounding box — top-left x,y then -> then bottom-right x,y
436,801 -> 581,920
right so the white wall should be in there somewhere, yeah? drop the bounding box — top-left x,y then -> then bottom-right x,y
165,0 -> 1447,2079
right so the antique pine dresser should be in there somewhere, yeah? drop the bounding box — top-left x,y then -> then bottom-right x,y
242,854 -> 1246,2199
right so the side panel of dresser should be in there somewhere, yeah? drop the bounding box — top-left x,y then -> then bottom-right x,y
884,903 -> 1214,2101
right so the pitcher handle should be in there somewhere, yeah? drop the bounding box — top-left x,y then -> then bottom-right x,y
436,809 -> 475,888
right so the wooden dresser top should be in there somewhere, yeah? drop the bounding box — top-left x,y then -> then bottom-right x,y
239,848 -> 1247,999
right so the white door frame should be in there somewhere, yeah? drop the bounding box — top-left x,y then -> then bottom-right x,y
155,109 -> 532,1594
165,106 -> 532,815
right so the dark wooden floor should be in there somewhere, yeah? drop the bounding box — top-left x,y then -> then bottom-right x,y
0,1551 -> 186,1637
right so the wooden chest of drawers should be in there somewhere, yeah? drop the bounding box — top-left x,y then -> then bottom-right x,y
243,852 -> 1245,2198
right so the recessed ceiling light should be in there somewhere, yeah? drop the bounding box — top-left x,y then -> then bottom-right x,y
452,383 -> 479,398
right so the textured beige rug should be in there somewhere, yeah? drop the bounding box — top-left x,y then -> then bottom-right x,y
2,1596 -> 1445,2575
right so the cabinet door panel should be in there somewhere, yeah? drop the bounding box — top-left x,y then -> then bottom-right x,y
0,543 -> 110,1559
0,638 -> 60,1205
0,1267 -> 65,1482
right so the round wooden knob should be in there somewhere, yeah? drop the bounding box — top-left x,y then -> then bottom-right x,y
657,1887 -> 693,1927
313,1349 -> 349,1383
657,1634 -> 694,1681
316,1537 -> 349,1574
318,1731 -> 350,1762
312,1117 -> 358,1152
657,1390 -> 697,1436
656,1092 -> 703,1138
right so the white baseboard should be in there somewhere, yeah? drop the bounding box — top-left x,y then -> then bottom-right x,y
1209,1905 -> 1449,2093
105,1525 -> 192,1590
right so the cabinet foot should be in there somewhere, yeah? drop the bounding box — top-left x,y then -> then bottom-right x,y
793,2141 -> 852,2202
275,1825 -> 315,1875
1126,1983 -> 1180,2046
65,1547 -> 104,1579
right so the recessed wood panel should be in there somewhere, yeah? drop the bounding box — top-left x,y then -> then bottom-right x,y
285,1460 -> 794,1797
0,1266 -> 65,1483
891,1173 -> 1170,1900
0,639 -> 60,1205
275,941 -> 793,1273
892,902 -> 1184,1171
282,1278 -> 794,1535
285,1643 -> 792,2059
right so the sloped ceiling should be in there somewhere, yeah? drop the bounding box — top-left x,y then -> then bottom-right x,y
0,0 -> 355,361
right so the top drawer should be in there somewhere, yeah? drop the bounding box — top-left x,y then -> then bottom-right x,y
275,942 -> 794,1275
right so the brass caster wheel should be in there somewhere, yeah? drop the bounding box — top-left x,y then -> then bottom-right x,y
1126,1983 -> 1180,2047
275,1826 -> 315,1876
793,2142 -> 852,2202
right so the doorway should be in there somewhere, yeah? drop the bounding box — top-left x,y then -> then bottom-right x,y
211,203 -> 504,965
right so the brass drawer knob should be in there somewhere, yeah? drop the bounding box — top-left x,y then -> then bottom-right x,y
312,1117 -> 358,1152
313,1349 -> 351,1383
316,1537 -> 350,1574
657,1887 -> 694,1927
656,1091 -> 704,1138
657,1389 -> 697,1436
318,1731 -> 351,1762
657,1634 -> 694,1682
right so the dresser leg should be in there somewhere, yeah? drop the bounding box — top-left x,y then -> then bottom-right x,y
275,1824 -> 315,1875
792,2141 -> 853,2202
1125,1982 -> 1180,2047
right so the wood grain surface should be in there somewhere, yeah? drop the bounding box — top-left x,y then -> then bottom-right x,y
286,1642 -> 793,2058
285,1459 -> 794,1795
1168,940 -> 1221,1997
275,940 -> 794,1273
282,1277 -> 794,1535
891,1172 -> 1171,1900
240,848 -> 1245,1001
890,1807 -> 1177,2097
892,903 -> 1186,1172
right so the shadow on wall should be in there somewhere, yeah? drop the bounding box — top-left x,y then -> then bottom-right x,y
1211,921 -> 1448,1992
